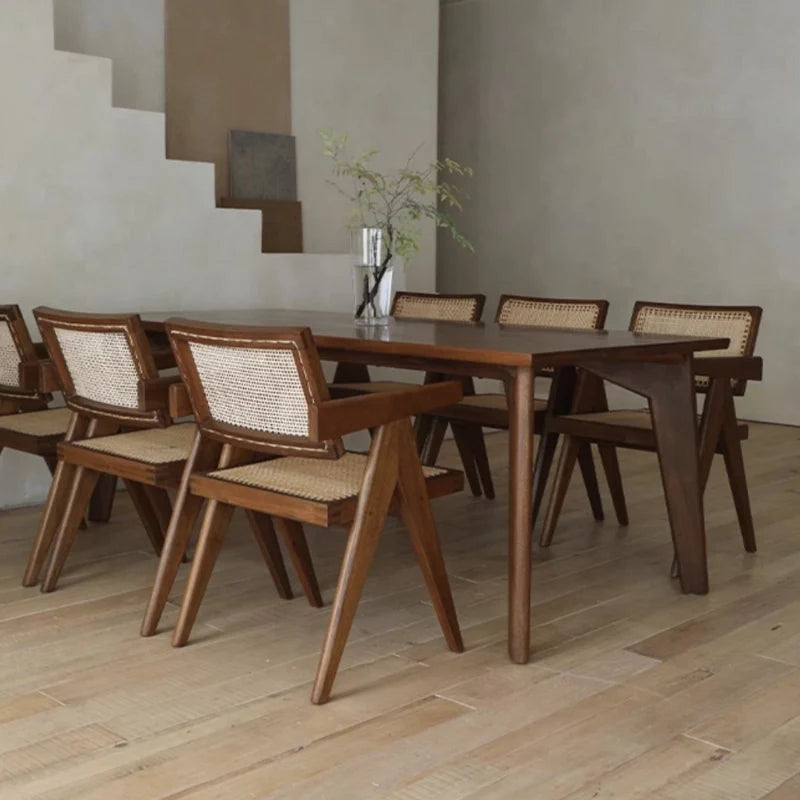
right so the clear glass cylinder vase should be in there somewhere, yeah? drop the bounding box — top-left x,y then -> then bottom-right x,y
351,227 -> 394,326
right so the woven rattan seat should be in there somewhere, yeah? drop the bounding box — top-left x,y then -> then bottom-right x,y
73,423 -> 196,463
207,452 -> 446,502
0,407 -> 71,437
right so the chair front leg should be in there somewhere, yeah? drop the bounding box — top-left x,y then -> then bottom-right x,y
140,433 -> 221,637
312,421 -> 400,705
172,499 -> 235,647
23,412 -> 91,586
41,465 -> 102,592
397,422 -> 463,653
451,422 -> 482,496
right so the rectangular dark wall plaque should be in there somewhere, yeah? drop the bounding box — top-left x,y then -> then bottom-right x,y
229,130 -> 297,201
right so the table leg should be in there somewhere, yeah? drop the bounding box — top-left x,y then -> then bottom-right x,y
507,365 -> 534,663
577,355 -> 708,595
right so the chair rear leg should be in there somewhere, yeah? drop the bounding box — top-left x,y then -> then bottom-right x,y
172,500 -> 235,647
88,474 -> 117,523
312,422 -> 400,705
720,412 -> 757,553
41,466 -> 102,592
397,423 -> 463,653
532,431 -> 559,526
414,412 -> 435,455
451,422 -> 482,497
274,517 -> 323,607
540,435 -> 582,547
245,510 -> 294,600
124,480 -> 166,556
422,418 -> 448,466
598,444 -> 629,525
466,423 -> 495,500
577,444 -> 604,522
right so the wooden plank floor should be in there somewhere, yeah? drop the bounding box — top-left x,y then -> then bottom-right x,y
1,423 -> 800,799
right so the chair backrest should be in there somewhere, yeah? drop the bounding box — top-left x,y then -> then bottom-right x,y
0,305 -> 43,402
166,318 -> 343,458
495,295 -> 609,330
33,307 -> 166,426
391,292 -> 486,323
630,301 -> 762,395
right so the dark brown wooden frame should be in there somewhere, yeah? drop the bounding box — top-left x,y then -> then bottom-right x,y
541,301 -> 764,554
153,318 -> 465,704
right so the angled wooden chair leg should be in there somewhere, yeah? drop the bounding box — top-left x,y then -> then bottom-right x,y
41,466 -> 102,593
143,485 -> 175,535
245,511 -> 294,600
414,412 -> 435,455
141,435 -> 222,637
451,422 -> 482,496
422,417 -> 448,466
532,431 -> 559,525
124,480 -> 166,557
597,444 -> 628,525
397,423 -> 463,653
577,443 -> 604,521
172,499 -> 235,647
540,435 -> 581,547
23,414 -> 91,586
312,422 -> 400,705
465,422 -> 495,500
88,474 -> 117,523
274,517 -> 323,607
720,393 -> 757,553
44,453 -> 87,531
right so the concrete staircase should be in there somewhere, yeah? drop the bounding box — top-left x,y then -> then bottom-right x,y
0,0 -> 351,507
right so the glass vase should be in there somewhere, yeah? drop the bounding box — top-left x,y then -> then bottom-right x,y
351,227 -> 394,326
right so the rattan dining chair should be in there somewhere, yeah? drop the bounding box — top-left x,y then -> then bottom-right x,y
162,318 -> 465,704
27,308 -> 318,609
422,295 -> 618,524
540,301 -> 763,552
0,305 -> 123,537
329,290 -> 491,495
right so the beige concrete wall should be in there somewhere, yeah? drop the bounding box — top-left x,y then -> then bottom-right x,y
165,0 -> 292,200
291,0 -> 440,290
439,0 -> 800,424
53,0 -> 164,112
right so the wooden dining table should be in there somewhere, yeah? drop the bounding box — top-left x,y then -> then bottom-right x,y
141,308 -> 728,665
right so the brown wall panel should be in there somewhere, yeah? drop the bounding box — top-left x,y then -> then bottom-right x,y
165,0 -> 291,200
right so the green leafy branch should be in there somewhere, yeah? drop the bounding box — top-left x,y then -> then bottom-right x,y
321,129 -> 474,263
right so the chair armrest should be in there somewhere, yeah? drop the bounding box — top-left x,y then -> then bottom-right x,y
311,381 -> 463,440
19,359 -> 61,393
693,356 -> 762,381
168,382 -> 193,419
138,376 -> 183,412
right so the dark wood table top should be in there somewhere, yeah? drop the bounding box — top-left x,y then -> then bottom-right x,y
141,308 -> 729,369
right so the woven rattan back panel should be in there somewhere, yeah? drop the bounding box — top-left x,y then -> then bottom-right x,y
0,320 -> 21,389
53,328 -> 140,408
496,296 -> 608,330
34,308 -> 163,425
167,319 -> 341,458
189,342 -> 309,437
391,292 -> 485,323
0,305 -> 40,398
631,302 -> 762,392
